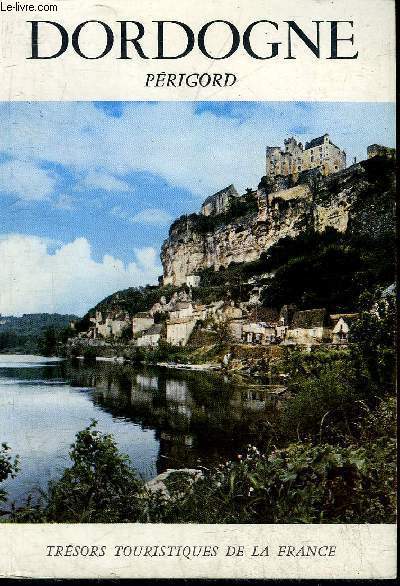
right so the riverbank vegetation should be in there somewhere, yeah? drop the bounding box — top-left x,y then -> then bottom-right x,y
0,296 -> 396,524
1,394 -> 395,523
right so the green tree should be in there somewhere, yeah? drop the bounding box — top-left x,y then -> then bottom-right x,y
45,421 -> 144,522
350,295 -> 396,392
0,444 -> 19,510
38,326 -> 58,356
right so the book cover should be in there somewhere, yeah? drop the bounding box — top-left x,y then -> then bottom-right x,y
0,0 -> 396,580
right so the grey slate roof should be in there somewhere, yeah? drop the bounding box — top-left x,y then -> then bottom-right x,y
381,283 -> 395,298
247,307 -> 280,324
305,135 -> 327,150
143,324 -> 163,336
172,302 -> 192,310
290,309 -> 328,329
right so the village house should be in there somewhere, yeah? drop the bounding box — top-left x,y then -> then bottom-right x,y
275,304 -> 297,341
169,302 -> 194,321
193,304 -> 207,320
136,324 -> 163,347
166,301 -> 198,347
89,310 -> 130,339
132,312 -> 154,335
109,317 -> 130,337
286,308 -> 331,345
241,307 -> 280,345
228,320 -> 244,341
330,313 -> 359,344
161,298 -> 227,347
213,302 -> 243,341
242,322 -> 276,345
166,318 -> 197,347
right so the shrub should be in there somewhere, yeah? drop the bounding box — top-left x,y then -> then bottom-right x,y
82,346 -> 97,364
350,296 -> 396,392
45,421 -> 144,522
4,396 -> 395,524
276,354 -> 357,443
0,444 -> 19,510
148,399 -> 396,524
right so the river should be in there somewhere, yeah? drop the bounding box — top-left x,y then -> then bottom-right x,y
0,354 -> 280,507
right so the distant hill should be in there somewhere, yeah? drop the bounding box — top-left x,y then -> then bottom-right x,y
0,313 -> 78,354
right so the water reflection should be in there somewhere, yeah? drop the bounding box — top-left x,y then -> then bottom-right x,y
68,362 -> 279,473
0,355 -> 280,504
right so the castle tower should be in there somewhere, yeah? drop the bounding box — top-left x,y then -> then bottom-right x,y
266,134 -> 346,180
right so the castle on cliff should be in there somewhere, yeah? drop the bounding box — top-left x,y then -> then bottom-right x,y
161,139 -> 394,288
199,134 -> 347,220
265,133 -> 346,179
74,139 -> 394,351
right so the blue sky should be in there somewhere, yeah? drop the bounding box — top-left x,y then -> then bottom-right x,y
0,101 -> 395,316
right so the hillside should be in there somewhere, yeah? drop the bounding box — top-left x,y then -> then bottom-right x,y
81,154 -> 395,320
0,313 -> 78,354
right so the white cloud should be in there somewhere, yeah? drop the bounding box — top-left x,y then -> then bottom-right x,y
83,171 -> 131,192
111,206 -> 172,226
130,208 -> 173,226
134,246 -> 159,268
0,159 -> 55,201
0,102 -> 395,203
0,234 -> 161,316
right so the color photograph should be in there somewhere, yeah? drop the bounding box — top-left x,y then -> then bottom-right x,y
0,100 -> 396,525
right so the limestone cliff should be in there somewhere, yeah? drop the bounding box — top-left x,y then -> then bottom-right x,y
161,156 -> 395,286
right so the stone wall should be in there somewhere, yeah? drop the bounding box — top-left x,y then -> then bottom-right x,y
201,184 -> 239,216
266,134 -> 346,179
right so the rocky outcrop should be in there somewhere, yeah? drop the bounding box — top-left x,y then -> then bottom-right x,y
162,186 -> 312,286
146,469 -> 203,499
161,157 -> 395,286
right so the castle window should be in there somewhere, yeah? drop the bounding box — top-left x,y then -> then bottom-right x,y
335,165 -> 338,170
297,166 -> 301,171
319,146 -> 322,151
310,149 -> 313,154
311,156 -> 314,162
